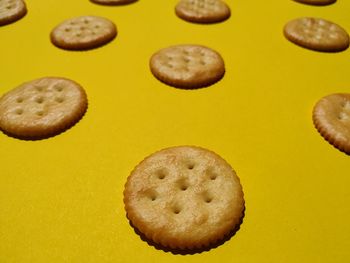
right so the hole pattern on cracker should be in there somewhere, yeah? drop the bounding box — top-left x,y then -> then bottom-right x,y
138,160 -> 224,217
4,80 -> 79,122
156,46 -> 218,73
184,0 -> 222,13
0,0 -> 18,13
51,16 -> 116,50
285,17 -> 349,51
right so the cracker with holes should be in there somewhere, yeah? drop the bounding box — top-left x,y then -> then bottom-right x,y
50,16 -> 117,51
0,0 -> 27,26
175,0 -> 230,24
124,146 -> 244,250
313,93 -> 350,154
0,77 -> 88,140
293,0 -> 336,5
150,44 -> 225,89
90,0 -> 137,5
283,17 -> 349,52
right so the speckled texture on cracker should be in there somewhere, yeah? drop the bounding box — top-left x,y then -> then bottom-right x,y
0,77 -> 88,140
90,0 -> 137,5
0,0 -> 26,26
50,16 -> 117,51
150,44 -> 225,89
124,146 -> 244,250
175,0 -> 230,24
313,93 -> 350,154
293,0 -> 336,6
284,17 -> 349,52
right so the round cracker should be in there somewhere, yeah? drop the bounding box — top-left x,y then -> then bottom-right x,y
283,17 -> 349,52
293,0 -> 336,5
150,44 -> 225,89
313,93 -> 350,154
90,0 -> 137,5
0,0 -> 27,26
175,0 -> 230,24
0,77 -> 88,140
50,16 -> 117,51
124,146 -> 244,250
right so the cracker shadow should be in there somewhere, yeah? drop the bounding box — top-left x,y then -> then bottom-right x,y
292,0 -> 337,6
128,205 -> 245,255
89,0 -> 139,6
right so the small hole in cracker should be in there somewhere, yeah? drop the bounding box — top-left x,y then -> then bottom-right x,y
187,163 -> 195,170
36,111 -> 44,116
180,183 -> 188,191
157,170 -> 166,179
35,86 -> 44,92
172,206 -> 181,214
35,97 -> 44,104
15,109 -> 23,115
205,196 -> 213,203
54,85 -> 64,92
341,101 -> 350,109
202,190 -> 213,203
65,27 -> 71,32
210,174 -> 217,180
16,97 -> 23,103
55,97 -> 64,103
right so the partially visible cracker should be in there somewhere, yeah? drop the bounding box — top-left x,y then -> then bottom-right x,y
50,16 -> 117,51
283,17 -> 349,52
150,44 -> 225,89
313,93 -> 350,154
0,0 -> 27,26
293,0 -> 336,5
124,146 -> 244,250
175,0 -> 230,24
90,0 -> 137,5
0,77 -> 88,140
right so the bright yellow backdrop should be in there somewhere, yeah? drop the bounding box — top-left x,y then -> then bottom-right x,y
0,0 -> 349,262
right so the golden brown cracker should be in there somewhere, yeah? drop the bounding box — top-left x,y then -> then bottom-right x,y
150,44 -> 225,89
0,0 -> 26,26
0,77 -> 88,140
50,16 -> 117,50
313,93 -> 350,154
284,17 -> 349,52
124,146 -> 244,250
175,0 -> 230,24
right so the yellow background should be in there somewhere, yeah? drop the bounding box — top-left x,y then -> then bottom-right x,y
1,0 -> 349,262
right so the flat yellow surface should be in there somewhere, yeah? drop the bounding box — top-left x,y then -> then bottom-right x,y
1,0 -> 350,262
